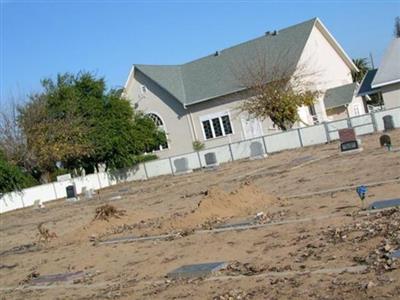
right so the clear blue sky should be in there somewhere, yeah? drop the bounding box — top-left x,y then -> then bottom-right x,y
1,0 -> 399,106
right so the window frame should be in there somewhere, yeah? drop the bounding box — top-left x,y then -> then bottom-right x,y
353,104 -> 360,116
200,111 -> 234,140
146,112 -> 169,151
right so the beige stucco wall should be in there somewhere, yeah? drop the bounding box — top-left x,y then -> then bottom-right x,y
326,95 -> 366,121
123,22 -> 358,157
381,82 -> 400,109
297,24 -> 354,123
326,106 -> 348,119
187,92 -> 279,149
124,69 -> 194,158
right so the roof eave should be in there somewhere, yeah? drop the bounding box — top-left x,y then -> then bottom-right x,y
315,18 -> 359,72
122,65 -> 135,97
371,78 -> 400,89
185,87 -> 247,107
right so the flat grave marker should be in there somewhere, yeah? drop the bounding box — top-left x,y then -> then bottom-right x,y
167,262 -> 227,279
30,271 -> 85,285
368,198 -> 400,210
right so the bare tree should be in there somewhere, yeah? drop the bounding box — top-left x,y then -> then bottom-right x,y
231,48 -> 320,130
0,95 -> 34,170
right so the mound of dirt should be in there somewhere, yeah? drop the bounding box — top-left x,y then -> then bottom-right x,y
165,182 -> 276,231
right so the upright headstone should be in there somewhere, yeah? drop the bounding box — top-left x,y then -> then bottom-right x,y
66,185 -> 78,202
383,115 -> 394,131
249,141 -> 264,159
338,128 -> 358,152
82,187 -> 94,200
204,152 -> 218,167
379,134 -> 391,147
173,157 -> 190,174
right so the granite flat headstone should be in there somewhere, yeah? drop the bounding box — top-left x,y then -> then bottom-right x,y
368,198 -> 400,210
31,271 -> 85,285
167,262 -> 227,279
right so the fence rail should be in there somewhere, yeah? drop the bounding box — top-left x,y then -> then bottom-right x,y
1,106 -> 400,214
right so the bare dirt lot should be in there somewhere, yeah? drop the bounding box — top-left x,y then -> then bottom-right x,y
1,130 -> 400,299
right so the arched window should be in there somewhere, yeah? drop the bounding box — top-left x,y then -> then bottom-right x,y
147,113 -> 164,128
146,113 -> 169,150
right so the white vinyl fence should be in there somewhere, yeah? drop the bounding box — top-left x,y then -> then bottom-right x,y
1,106 -> 399,214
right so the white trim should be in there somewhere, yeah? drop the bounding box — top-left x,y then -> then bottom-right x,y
145,112 -> 170,151
240,116 -> 264,139
185,87 -> 247,108
123,65 -> 135,92
371,78 -> 400,89
199,111 -> 234,140
314,18 -> 359,72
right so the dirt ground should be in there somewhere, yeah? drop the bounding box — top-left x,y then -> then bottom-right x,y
1,130 -> 400,300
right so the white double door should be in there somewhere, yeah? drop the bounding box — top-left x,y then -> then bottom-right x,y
241,117 -> 263,139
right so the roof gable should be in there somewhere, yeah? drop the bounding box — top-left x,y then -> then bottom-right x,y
358,69 -> 380,96
372,38 -> 400,88
127,18 -> 356,108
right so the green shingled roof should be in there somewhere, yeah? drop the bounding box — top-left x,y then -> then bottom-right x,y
134,18 -> 317,107
323,82 -> 358,109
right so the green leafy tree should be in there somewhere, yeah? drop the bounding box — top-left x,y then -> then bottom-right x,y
18,90 -> 91,181
19,72 -> 166,177
352,58 -> 370,83
0,150 -> 37,193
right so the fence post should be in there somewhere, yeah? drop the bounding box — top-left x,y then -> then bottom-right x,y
143,162 -> 149,180
96,172 -> 102,189
323,122 -> 330,143
228,143 -> 234,161
197,151 -> 202,168
52,182 -> 58,199
169,157 -> 175,175
262,136 -> 268,155
371,111 -> 378,132
297,128 -> 303,147
347,116 -> 352,128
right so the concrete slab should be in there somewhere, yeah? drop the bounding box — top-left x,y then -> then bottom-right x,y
31,271 -> 85,285
215,221 -> 254,229
0,243 -> 39,257
99,233 -> 173,245
368,198 -> 400,210
167,262 -> 227,279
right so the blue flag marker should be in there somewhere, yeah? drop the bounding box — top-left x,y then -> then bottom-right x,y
356,185 -> 367,200
356,185 -> 367,206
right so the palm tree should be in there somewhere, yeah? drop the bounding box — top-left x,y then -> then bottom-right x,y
351,58 -> 370,83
